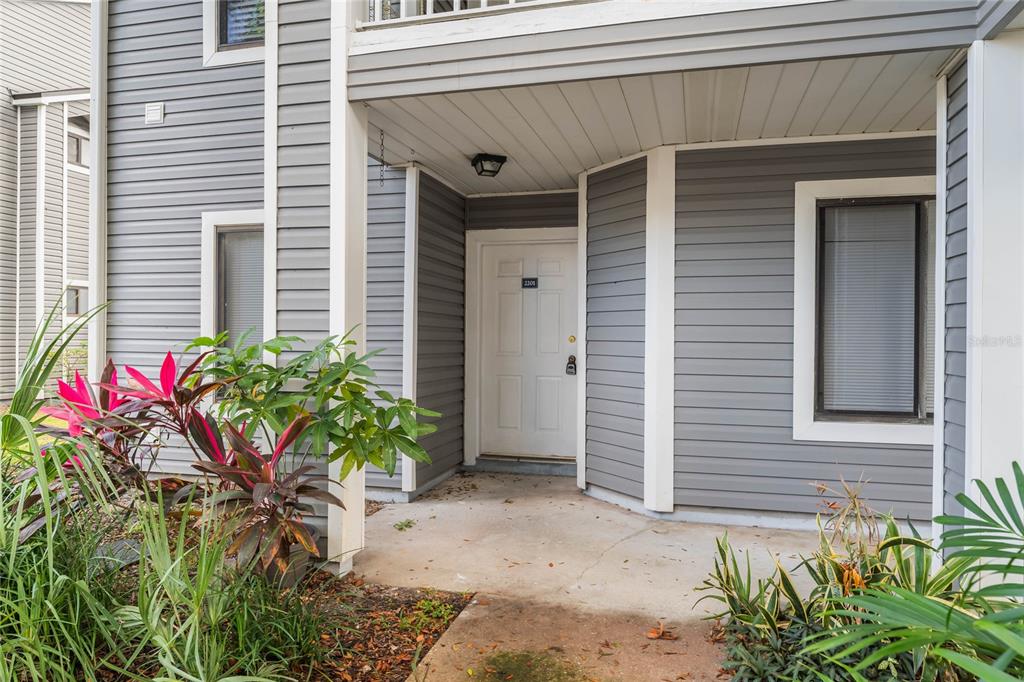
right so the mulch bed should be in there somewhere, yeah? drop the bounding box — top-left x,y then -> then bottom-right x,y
300,573 -> 473,681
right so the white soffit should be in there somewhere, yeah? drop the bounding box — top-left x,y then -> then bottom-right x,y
367,50 -> 949,194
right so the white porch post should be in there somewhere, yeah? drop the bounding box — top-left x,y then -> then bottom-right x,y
401,167 -> 419,492
964,33 -> 1024,495
643,146 -> 676,512
329,0 -> 369,574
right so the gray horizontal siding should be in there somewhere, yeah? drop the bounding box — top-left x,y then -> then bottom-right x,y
366,159 -> 406,489
105,0 -> 263,476
416,173 -> 466,485
466,192 -> 577,230
0,90 -> 14,398
67,170 -> 90,282
586,158 -> 646,500
276,0 -> 329,357
674,138 -> 936,520
944,59 -> 968,518
17,110 -> 37,371
348,1 -> 982,100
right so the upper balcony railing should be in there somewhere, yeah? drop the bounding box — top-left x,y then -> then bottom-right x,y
361,0 -> 578,27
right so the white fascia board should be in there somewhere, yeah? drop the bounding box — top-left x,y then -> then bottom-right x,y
792,175 -> 936,446
643,146 -> 676,512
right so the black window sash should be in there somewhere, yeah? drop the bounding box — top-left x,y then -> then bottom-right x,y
813,195 -> 934,422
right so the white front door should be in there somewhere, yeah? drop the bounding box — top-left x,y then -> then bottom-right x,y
479,241 -> 578,458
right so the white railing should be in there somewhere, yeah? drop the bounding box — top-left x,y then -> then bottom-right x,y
363,0 -> 573,26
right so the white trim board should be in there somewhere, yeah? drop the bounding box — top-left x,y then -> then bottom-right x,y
643,147 -> 675,512
931,74 -> 948,536
575,172 -> 588,490
35,105 -> 46,325
88,0 -> 108,381
263,0 -> 279,366
199,209 -> 266,339
202,0 -> 265,67
463,226 -> 580,467
792,175 -> 937,446
400,166 -> 419,493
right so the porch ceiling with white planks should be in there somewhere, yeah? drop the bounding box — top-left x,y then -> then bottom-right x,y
366,49 -> 951,195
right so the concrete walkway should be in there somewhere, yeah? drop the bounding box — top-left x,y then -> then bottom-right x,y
355,473 -> 819,681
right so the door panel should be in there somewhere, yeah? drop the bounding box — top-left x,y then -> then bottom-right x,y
480,241 -> 578,458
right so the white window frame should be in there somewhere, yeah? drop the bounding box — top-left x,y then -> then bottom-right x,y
793,175 -> 936,446
66,124 -> 90,173
200,209 -> 266,339
202,0 -> 265,67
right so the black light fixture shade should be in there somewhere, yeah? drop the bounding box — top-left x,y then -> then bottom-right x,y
471,153 -> 507,177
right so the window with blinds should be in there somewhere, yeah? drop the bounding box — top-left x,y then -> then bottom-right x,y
218,229 -> 263,347
218,0 -> 265,48
816,198 -> 934,420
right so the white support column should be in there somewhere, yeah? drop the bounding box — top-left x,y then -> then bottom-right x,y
263,0 -> 279,366
401,166 -> 419,492
643,146 -> 676,512
575,171 -> 588,490
328,0 -> 370,574
964,33 -> 1024,494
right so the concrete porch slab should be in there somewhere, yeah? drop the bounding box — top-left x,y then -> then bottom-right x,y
354,473 -> 820,681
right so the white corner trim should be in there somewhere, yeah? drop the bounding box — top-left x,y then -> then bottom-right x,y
932,75 -> 948,536
792,175 -> 937,446
202,0 -> 265,67
263,0 -> 278,366
464,226 -> 580,469
643,147 -> 675,512
401,166 -> 419,492
15,106 -> 21,376
88,0 -> 108,381
199,209 -> 265,338
35,105 -> 46,326
964,40 -> 984,494
576,171 -> 588,490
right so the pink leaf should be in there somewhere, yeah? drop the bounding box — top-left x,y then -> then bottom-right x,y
125,366 -> 162,398
159,352 -> 176,398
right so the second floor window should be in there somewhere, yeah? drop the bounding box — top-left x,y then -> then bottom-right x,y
219,0 -> 265,49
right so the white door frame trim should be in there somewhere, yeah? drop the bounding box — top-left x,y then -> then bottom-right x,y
464,226 -> 579,466
575,172 -> 587,489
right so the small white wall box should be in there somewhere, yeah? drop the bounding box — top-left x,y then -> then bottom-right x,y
144,102 -> 164,124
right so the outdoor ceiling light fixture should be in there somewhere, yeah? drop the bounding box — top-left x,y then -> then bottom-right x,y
471,153 -> 507,177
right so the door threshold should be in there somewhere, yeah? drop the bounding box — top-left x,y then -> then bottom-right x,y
478,453 -> 575,465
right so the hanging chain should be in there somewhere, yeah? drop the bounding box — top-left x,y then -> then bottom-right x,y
379,128 -> 386,187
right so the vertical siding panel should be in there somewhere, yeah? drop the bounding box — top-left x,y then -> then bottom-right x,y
415,174 -> 466,485
674,137 -> 936,519
586,158 -> 646,499
944,60 -> 968,517
366,159 -> 406,489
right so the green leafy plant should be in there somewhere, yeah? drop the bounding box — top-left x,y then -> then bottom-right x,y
806,463 -> 1024,681
189,331 -> 438,479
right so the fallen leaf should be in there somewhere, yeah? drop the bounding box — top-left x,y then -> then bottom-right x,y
646,622 -> 679,641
